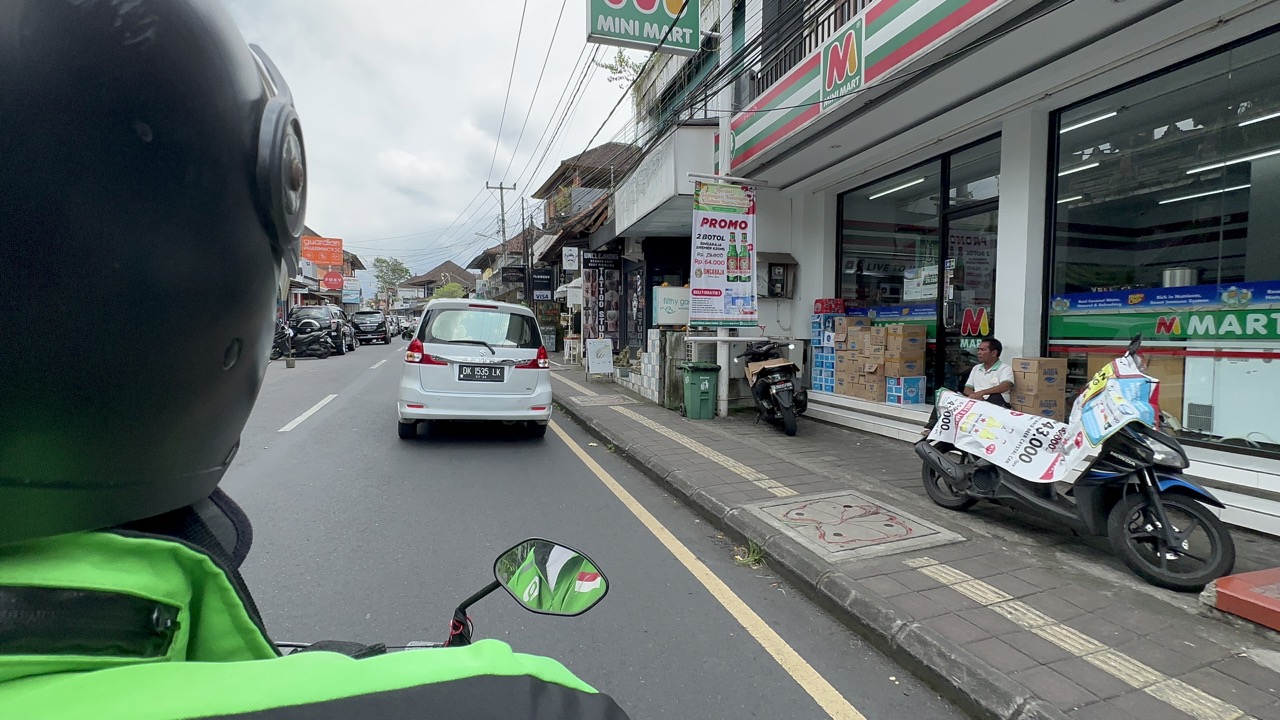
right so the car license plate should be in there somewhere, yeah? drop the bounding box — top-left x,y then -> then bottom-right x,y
459,365 -> 504,382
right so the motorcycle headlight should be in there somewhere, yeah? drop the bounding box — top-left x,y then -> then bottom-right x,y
1140,433 -> 1188,469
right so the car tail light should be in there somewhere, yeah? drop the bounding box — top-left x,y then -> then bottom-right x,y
405,338 -> 447,365
516,346 -> 550,370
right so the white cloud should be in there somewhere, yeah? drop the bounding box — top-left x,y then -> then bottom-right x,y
223,0 -> 636,286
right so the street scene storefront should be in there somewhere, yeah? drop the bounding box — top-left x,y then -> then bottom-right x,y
724,0 -> 1280,534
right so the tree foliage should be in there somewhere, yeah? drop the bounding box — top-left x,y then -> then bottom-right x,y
372,257 -> 411,294
594,48 -> 646,87
432,282 -> 469,299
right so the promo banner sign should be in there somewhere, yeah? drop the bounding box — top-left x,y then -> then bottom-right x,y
586,0 -> 700,57
689,182 -> 757,327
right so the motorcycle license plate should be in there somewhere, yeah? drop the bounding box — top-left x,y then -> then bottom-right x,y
459,365 -> 505,382
774,381 -> 793,390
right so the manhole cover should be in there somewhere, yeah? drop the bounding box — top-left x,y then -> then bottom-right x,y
745,490 -> 963,562
570,395 -> 638,407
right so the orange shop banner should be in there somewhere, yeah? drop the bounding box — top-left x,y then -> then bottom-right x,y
301,236 -> 344,265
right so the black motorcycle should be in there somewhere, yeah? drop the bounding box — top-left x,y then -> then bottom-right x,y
277,538 -> 608,653
914,335 -> 1234,591
271,318 -> 333,360
733,341 -> 807,436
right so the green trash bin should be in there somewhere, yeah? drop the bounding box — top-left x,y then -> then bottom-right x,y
680,362 -> 720,420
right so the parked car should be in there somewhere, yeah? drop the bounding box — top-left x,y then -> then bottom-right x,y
352,310 -> 393,344
398,299 -> 551,440
289,305 -> 354,355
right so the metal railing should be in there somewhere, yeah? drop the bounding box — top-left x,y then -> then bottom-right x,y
752,0 -> 870,104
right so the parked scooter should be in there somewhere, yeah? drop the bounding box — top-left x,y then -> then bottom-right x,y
733,341 -> 807,436
272,318 -> 334,360
914,335 -> 1234,591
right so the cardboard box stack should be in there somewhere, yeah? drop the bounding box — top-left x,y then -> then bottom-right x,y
811,309 -> 870,395
1010,357 -> 1069,421
841,325 -> 883,400
881,324 -> 928,404
809,307 -> 843,395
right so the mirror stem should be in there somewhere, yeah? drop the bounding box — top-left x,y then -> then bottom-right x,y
457,580 -> 501,615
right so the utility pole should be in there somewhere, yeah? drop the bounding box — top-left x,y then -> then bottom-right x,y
486,182 -> 515,300
522,197 -> 533,306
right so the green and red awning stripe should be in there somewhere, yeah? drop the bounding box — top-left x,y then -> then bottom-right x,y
867,0 -> 1000,82
731,54 -> 820,133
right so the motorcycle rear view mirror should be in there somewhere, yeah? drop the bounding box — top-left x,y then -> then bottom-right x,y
1126,334 -> 1143,357
493,538 -> 608,617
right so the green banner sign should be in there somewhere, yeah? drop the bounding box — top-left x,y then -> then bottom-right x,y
1050,309 -> 1280,341
586,0 -> 700,57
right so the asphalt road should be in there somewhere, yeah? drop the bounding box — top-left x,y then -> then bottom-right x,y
220,342 -> 966,720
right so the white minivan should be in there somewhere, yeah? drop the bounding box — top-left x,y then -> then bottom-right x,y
397,299 -> 552,439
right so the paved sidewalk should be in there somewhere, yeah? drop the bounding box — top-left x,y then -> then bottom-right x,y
551,370 -> 1280,720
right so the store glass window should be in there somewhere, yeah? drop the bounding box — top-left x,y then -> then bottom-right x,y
839,161 -> 942,310
1049,32 -> 1280,458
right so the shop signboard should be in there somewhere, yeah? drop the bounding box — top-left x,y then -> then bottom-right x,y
689,181 -> 757,327
342,277 -> 361,304
1050,309 -> 1280,341
1048,280 -> 1280,340
322,271 -> 345,291
653,286 -> 690,326
562,247 -> 580,271
586,0 -> 700,57
585,338 -> 615,375
301,236 -> 343,266
501,267 -> 526,284
1049,280 -> 1280,314
582,252 -> 622,348
532,268 -> 555,301
820,17 -> 864,109
567,286 -> 584,307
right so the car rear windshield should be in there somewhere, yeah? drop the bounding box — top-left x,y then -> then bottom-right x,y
421,308 -> 542,349
292,308 -> 329,319
353,312 -> 384,321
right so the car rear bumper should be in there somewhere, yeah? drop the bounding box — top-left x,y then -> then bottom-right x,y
397,383 -> 553,422
355,331 -> 388,341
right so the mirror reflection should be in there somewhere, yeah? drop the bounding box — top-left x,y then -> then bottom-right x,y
494,539 -> 607,617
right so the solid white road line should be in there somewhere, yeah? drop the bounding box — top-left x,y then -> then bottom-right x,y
370,359 -> 388,370
278,394 -> 338,433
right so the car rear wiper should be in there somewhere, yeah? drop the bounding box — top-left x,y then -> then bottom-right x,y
444,339 -> 497,355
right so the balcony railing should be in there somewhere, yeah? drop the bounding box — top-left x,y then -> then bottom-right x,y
751,0 -> 871,105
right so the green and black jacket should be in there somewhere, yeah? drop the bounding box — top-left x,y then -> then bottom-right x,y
0,532 -> 628,719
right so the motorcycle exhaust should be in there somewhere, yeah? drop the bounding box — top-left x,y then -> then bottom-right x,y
914,441 -> 972,491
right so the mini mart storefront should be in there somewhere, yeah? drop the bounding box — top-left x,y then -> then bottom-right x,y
726,0 -> 1280,534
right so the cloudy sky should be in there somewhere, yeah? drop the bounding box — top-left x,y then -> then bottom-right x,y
224,0 -> 637,285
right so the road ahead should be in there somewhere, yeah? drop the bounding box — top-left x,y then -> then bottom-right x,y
220,343 -> 966,720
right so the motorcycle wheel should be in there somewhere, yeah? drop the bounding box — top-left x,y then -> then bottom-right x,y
316,345 -> 333,359
921,453 -> 978,511
1107,492 -> 1235,592
270,346 -> 283,361
780,405 -> 798,436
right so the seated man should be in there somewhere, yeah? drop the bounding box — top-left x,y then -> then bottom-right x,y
922,336 -> 1014,434
965,337 -> 1014,408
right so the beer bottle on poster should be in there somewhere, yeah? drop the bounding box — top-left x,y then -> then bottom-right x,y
727,232 -> 739,283
738,231 -> 752,285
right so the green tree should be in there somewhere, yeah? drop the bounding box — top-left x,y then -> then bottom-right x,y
594,48 -> 646,87
372,257 -> 411,296
432,282 -> 468,299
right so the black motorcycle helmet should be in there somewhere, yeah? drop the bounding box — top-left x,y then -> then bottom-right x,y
0,0 -> 305,544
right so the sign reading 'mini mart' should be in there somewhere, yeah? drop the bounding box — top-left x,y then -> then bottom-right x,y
587,0 -> 700,57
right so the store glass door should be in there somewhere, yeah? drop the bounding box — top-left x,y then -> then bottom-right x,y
939,208 -> 999,392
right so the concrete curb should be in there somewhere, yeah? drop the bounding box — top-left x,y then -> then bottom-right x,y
554,394 -> 1069,720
